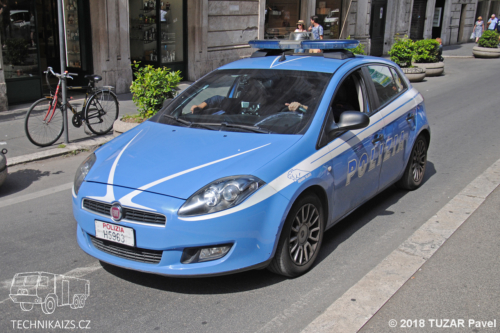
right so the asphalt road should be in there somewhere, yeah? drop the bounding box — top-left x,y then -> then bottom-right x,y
0,56 -> 499,333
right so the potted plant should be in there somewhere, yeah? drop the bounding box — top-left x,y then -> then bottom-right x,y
114,62 -> 182,136
412,39 -> 444,77
347,36 -> 366,55
388,35 -> 426,82
472,30 -> 500,58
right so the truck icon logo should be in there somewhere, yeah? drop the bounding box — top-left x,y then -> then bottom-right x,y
9,272 -> 90,315
110,203 -> 123,221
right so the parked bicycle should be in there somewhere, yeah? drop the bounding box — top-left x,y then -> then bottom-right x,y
24,67 -> 119,147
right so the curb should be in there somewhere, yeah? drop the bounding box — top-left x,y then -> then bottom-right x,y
442,55 -> 474,58
300,156 -> 500,333
6,134 -> 114,167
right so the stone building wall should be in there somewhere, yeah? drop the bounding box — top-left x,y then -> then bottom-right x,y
186,0 -> 263,82
89,0 -> 133,94
0,36 -> 7,111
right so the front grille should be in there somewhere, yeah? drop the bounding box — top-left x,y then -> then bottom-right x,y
89,235 -> 163,264
83,199 -> 166,225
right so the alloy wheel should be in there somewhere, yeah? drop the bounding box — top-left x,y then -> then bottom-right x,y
289,203 -> 321,266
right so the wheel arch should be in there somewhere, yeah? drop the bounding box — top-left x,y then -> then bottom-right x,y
270,182 -> 330,258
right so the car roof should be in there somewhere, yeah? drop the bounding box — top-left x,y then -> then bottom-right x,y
218,54 -> 397,74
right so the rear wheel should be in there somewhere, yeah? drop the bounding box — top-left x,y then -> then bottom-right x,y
396,135 -> 428,190
25,98 -> 64,147
84,90 -> 119,135
268,193 -> 324,277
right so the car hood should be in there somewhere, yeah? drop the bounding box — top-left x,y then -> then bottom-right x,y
86,121 -> 301,200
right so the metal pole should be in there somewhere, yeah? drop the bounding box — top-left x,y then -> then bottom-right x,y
57,0 -> 69,143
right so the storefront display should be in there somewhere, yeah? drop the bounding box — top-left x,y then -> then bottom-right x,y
63,0 -> 81,68
264,1 -> 300,39
129,0 -> 185,71
316,0 -> 342,39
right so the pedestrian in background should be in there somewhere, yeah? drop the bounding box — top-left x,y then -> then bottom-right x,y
308,16 -> 323,53
308,16 -> 323,40
295,20 -> 307,33
487,14 -> 498,30
436,37 -> 444,61
473,16 -> 484,43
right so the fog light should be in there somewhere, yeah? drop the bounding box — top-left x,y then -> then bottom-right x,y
199,246 -> 231,262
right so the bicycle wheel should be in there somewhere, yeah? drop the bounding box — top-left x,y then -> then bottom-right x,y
84,90 -> 119,135
25,98 -> 64,147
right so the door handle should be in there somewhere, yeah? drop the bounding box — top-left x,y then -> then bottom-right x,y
406,113 -> 415,121
372,133 -> 384,144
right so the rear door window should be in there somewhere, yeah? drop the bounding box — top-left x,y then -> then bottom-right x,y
367,65 -> 399,107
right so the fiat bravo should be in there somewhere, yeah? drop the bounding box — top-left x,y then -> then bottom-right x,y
73,38 -> 430,277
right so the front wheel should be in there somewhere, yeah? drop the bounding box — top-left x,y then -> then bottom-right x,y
268,193 -> 325,277
84,90 -> 119,135
396,135 -> 428,190
25,98 -> 64,147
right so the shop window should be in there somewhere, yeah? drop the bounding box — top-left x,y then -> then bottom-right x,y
316,1 -> 342,39
129,0 -> 184,67
1,0 -> 39,79
265,1 -> 300,39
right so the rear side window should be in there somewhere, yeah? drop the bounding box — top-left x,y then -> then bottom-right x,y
390,68 -> 406,92
367,65 -> 399,107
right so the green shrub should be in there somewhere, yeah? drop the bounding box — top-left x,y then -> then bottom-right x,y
347,36 -> 366,55
413,39 -> 440,63
388,35 -> 414,68
130,61 -> 182,119
478,30 -> 500,48
4,39 -> 29,65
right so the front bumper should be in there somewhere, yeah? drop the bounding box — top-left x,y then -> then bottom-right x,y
74,181 -> 289,277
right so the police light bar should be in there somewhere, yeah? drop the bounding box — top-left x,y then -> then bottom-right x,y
248,39 -> 359,50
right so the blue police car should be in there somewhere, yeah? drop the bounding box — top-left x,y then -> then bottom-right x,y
73,38 -> 430,277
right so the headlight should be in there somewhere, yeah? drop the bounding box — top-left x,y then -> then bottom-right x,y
74,153 -> 96,195
178,176 -> 265,217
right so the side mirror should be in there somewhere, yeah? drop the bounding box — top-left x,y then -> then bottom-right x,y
328,111 -> 370,135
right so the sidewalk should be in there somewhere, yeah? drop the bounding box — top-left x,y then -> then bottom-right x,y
359,184 -> 500,332
442,42 -> 475,58
0,82 -> 192,164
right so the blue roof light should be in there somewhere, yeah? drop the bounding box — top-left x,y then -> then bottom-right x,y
301,40 -> 359,49
248,39 -> 360,50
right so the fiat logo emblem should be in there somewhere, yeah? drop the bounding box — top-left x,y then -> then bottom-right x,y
110,203 -> 123,222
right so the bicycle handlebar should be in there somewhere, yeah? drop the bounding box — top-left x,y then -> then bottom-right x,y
44,67 -> 78,79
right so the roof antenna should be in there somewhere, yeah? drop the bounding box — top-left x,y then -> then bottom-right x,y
279,52 -> 286,62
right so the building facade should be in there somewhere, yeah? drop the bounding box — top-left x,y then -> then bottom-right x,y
0,0 -> 490,110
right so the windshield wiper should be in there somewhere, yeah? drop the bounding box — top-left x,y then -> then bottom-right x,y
163,114 -> 216,131
220,122 -> 272,134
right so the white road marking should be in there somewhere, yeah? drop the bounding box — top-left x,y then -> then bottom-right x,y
0,182 -> 73,209
298,157 -> 500,333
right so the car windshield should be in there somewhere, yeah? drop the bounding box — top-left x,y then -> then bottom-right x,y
154,69 -> 331,134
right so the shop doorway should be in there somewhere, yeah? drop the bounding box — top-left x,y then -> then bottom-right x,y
410,0 -> 428,40
370,0 -> 387,56
128,0 -> 187,75
432,0 -> 445,38
2,0 -> 93,105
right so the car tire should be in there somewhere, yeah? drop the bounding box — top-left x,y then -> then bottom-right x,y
396,135 -> 428,190
41,295 -> 56,315
20,302 -> 33,311
268,193 -> 325,277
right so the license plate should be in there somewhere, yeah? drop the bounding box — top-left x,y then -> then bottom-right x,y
95,220 -> 135,247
